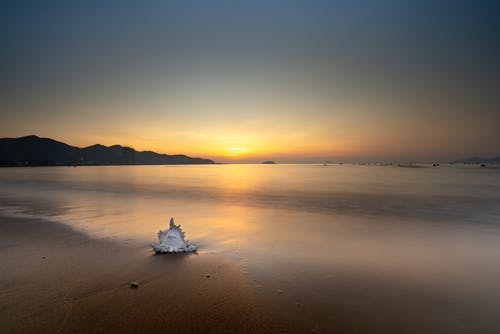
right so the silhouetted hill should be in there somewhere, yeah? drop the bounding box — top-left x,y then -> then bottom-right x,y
0,135 -> 214,166
452,156 -> 500,164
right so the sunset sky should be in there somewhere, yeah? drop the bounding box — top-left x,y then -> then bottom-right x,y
1,1 -> 499,162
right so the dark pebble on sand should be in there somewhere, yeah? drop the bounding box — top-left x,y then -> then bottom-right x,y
130,281 -> 139,288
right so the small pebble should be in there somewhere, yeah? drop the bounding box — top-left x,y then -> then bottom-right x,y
130,281 -> 139,288
206,273 -> 210,278
276,289 -> 283,294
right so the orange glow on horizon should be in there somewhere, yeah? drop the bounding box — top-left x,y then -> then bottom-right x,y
8,94 -> 491,162
223,147 -> 249,157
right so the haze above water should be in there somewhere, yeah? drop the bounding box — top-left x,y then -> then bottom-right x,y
1,164 -> 500,331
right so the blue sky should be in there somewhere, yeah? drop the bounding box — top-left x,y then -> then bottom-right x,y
1,1 -> 499,161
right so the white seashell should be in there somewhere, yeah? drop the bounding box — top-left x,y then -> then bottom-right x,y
151,217 -> 197,253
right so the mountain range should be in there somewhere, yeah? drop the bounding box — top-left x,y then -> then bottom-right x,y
0,135 -> 214,166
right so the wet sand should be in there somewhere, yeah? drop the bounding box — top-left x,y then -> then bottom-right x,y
1,214 -> 500,334
0,215 -> 281,334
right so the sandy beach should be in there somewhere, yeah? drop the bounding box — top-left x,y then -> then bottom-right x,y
1,165 -> 500,333
0,215 -> 283,334
3,213 -> 500,334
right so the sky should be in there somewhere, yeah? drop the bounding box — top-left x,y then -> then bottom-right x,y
1,0 -> 499,162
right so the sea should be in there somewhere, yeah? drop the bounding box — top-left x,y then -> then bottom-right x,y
1,164 -> 500,331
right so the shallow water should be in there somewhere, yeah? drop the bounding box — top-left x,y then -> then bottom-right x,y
1,164 -> 500,332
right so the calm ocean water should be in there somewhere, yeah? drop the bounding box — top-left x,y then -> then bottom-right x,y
1,164 -> 500,330
1,164 -> 500,255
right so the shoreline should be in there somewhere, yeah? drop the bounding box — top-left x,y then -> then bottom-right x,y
0,215 -> 279,334
2,212 -> 500,333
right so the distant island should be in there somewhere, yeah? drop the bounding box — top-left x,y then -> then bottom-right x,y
261,161 -> 276,164
0,135 -> 214,166
452,156 -> 500,164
